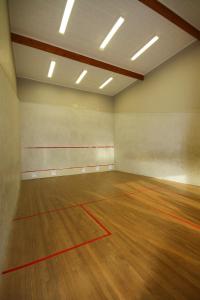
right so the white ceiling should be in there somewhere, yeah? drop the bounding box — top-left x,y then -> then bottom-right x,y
160,0 -> 200,29
9,0 -> 199,96
13,43 -> 135,96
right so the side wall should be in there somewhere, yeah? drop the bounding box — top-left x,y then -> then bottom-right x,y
114,42 -> 200,186
0,0 -> 20,270
18,78 -> 114,180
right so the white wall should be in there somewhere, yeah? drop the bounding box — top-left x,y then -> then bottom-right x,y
114,42 -> 200,186
18,78 -> 114,180
0,0 -> 20,271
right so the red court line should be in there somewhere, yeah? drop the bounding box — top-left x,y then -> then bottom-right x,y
13,199 -> 105,221
2,205 -> 111,275
13,204 -> 79,221
126,192 -> 200,232
25,145 -> 114,149
2,234 -> 110,275
22,164 -> 114,174
80,204 -> 111,235
156,208 -> 200,232
14,189 -> 200,232
3,190 -> 199,275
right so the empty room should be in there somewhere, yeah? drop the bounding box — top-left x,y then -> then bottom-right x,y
0,0 -> 200,299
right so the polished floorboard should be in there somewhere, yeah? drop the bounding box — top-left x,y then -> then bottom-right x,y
1,171 -> 200,299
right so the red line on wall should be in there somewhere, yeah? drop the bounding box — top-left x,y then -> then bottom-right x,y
2,205 -> 111,275
22,164 -> 114,174
25,145 -> 114,149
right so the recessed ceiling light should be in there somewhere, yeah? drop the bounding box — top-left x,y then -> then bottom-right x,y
59,0 -> 75,34
99,77 -> 113,89
100,17 -> 124,50
75,70 -> 87,84
47,61 -> 56,78
131,36 -> 159,61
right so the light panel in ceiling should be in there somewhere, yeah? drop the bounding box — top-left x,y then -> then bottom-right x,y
131,36 -> 159,61
47,61 -> 56,78
9,0 -> 195,75
13,43 -> 136,96
9,0 -> 199,95
99,77 -> 113,90
99,16 -> 124,50
75,69 -> 87,84
59,0 -> 75,34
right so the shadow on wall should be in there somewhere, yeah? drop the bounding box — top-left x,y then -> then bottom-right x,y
182,113 -> 200,186
115,42 -> 200,186
156,112 -> 200,186
115,112 -> 200,186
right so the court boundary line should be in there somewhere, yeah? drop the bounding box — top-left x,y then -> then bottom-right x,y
3,190 -> 200,275
125,192 -> 200,232
13,199 -> 105,221
13,193 -> 200,232
2,204 -> 111,275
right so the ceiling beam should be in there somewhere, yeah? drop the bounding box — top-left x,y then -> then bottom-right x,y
11,33 -> 144,80
138,0 -> 200,40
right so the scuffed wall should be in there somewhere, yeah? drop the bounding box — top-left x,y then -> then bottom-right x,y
0,0 -> 20,271
18,78 -> 114,179
114,42 -> 200,186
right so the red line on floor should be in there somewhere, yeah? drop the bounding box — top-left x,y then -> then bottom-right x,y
14,190 -> 200,232
2,234 -> 110,275
126,192 -> 200,232
156,208 -> 200,231
13,205 -> 79,221
2,205 -> 111,275
22,164 -> 114,173
13,199 -> 105,221
80,204 -> 111,235
3,189 -> 199,275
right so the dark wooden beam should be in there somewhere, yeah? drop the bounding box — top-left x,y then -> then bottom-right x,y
138,0 -> 200,40
11,33 -> 144,80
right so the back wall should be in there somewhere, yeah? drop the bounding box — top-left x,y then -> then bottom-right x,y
18,78 -> 114,180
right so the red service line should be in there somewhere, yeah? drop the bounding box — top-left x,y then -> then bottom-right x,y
22,163 -> 114,174
2,204 -> 111,275
3,191 -> 199,275
13,199 -> 106,221
80,204 -> 111,235
155,207 -> 200,232
126,192 -> 200,232
25,145 -> 114,149
14,192 -> 200,232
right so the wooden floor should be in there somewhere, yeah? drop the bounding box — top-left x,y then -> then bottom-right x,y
1,171 -> 200,299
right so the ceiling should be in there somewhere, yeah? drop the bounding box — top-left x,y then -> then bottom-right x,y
160,0 -> 200,29
13,43 -> 135,96
9,0 -> 200,96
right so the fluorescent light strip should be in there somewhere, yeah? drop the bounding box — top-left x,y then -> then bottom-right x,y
131,36 -> 159,61
59,0 -> 75,34
75,70 -> 87,84
47,61 -> 56,78
99,77 -> 113,89
100,17 -> 124,49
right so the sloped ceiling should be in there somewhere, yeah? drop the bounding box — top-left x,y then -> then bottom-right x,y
9,0 -> 199,96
